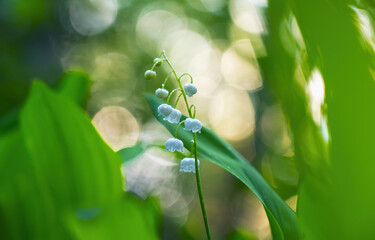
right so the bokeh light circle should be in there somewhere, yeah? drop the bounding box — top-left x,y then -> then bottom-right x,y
92,106 -> 139,151
69,0 -> 118,36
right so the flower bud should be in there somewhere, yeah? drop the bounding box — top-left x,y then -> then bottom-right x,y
153,58 -> 163,67
165,138 -> 184,152
180,158 -> 199,173
144,70 -> 156,80
183,83 -> 197,97
158,104 -> 173,117
184,118 -> 202,133
155,88 -> 169,98
163,109 -> 181,124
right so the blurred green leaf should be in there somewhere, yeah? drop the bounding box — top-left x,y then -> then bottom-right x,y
20,81 -> 123,207
290,1 -> 375,239
56,71 -> 91,106
262,0 -> 375,239
226,229 -> 258,240
67,194 -> 160,240
0,80 -> 160,239
145,94 -> 300,240
119,142 -> 147,164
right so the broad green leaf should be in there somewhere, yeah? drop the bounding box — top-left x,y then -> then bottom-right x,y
0,125 -> 71,239
0,71 -> 90,135
56,71 -> 91,106
20,81 -> 123,207
145,94 -> 300,240
67,194 -> 160,240
0,80 -> 160,239
289,1 -> 375,239
262,0 -> 375,239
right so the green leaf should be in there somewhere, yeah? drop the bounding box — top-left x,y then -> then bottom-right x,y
0,80 -> 160,239
226,229 -> 258,240
0,71 -> 90,136
145,94 -> 300,240
119,142 -> 147,164
66,194 -> 160,240
287,1 -> 375,239
20,81 -> 123,207
56,71 -> 91,106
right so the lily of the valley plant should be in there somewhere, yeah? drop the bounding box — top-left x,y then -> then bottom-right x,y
145,51 -> 211,240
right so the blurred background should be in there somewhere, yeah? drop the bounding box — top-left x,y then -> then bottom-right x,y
0,0 -> 335,239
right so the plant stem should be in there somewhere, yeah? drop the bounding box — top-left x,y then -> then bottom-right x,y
194,132 -> 211,240
162,51 -> 211,240
175,120 -> 185,138
162,51 -> 192,117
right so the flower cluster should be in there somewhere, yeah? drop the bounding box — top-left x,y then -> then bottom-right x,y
145,51 -> 212,238
157,104 -> 182,123
145,51 -> 202,173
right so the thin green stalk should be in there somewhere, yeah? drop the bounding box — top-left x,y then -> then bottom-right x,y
166,89 -> 181,104
175,120 -> 185,138
194,132 -> 211,240
190,104 -> 197,118
179,73 -> 194,83
162,71 -> 173,88
175,93 -> 183,108
162,51 -> 192,117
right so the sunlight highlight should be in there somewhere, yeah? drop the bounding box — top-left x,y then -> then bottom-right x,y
209,87 -> 255,141
69,0 -> 118,36
306,69 -> 325,124
221,39 -> 262,91
229,0 -> 265,34
92,106 -> 139,151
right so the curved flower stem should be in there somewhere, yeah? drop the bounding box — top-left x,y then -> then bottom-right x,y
175,93 -> 183,108
162,50 -> 211,240
162,50 -> 192,117
175,120 -> 185,138
194,133 -> 211,240
190,104 -> 197,119
166,89 -> 182,104
179,73 -> 194,83
150,61 -> 160,71
162,71 -> 173,88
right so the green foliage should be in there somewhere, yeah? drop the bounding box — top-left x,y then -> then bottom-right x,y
67,195 -> 160,240
262,0 -> 375,239
21,81 -> 123,206
119,142 -> 148,164
226,229 -> 258,240
56,71 -> 92,106
0,76 -> 159,239
145,94 -> 300,240
293,1 -> 375,239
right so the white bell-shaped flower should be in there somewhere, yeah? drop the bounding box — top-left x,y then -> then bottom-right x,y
184,118 -> 202,133
184,83 -> 197,97
180,158 -> 200,173
165,138 -> 184,152
155,88 -> 169,98
158,104 -> 173,117
163,109 -> 181,124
